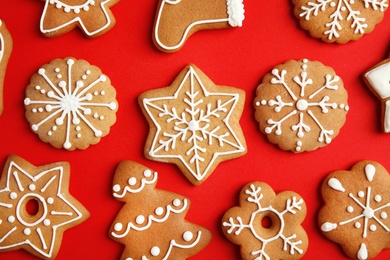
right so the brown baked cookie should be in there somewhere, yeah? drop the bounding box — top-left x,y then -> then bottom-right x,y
138,64 -> 247,185
293,0 -> 388,43
24,57 -> 118,151
363,57 -> 390,132
254,59 -> 349,152
0,154 -> 89,259
38,0 -> 120,38
222,181 -> 308,259
319,160 -> 390,259
0,19 -> 12,116
109,160 -> 212,259
153,0 -> 245,52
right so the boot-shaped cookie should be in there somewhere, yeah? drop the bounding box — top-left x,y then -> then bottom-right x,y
153,0 -> 245,52
0,20 -> 12,116
39,0 -> 120,38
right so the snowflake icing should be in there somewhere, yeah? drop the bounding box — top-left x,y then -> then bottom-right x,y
24,58 -> 117,150
142,66 -> 246,182
256,59 -> 349,152
223,183 -> 306,260
299,0 -> 388,40
321,163 -> 390,259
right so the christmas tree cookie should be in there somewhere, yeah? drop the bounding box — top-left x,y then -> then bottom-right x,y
0,19 -> 12,116
109,161 -> 212,259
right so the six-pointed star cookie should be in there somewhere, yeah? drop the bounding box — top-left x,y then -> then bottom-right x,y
139,64 -> 247,185
0,154 -> 89,259
38,0 -> 120,38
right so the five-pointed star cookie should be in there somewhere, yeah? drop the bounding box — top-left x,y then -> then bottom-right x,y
138,64 -> 247,185
0,154 -> 89,259
38,0 -> 120,38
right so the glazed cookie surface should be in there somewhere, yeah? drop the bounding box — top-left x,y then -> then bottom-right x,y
293,0 -> 388,43
139,64 -> 247,185
38,0 -> 120,37
153,0 -> 245,52
319,160 -> 390,259
0,19 -> 12,116
254,59 -> 349,152
364,57 -> 390,132
109,160 -> 212,260
0,154 -> 89,259
222,181 -> 308,260
24,57 -> 118,151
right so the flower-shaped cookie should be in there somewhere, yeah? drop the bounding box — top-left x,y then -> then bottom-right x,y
319,160 -> 390,259
222,182 -> 308,259
0,154 -> 89,259
293,0 -> 388,43
24,57 -> 118,151
254,59 -> 349,152
38,0 -> 120,37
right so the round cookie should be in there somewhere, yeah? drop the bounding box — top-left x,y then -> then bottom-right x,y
24,57 -> 118,151
293,0 -> 388,43
319,160 -> 390,259
254,58 -> 349,152
221,181 -> 308,259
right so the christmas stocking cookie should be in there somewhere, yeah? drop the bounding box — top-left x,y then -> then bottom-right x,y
38,0 -> 120,38
153,0 -> 245,52
0,20 -> 12,116
109,161 -> 212,259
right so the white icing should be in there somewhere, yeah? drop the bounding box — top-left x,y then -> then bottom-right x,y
223,183 -> 305,258
385,99 -> 390,133
328,178 -> 345,192
321,222 -> 337,232
142,66 -> 245,181
150,246 -> 160,256
154,0 -> 244,51
113,171 -> 157,198
40,0 -> 116,37
183,231 -> 193,242
364,164 -> 376,181
357,243 -> 368,260
365,61 -> 390,99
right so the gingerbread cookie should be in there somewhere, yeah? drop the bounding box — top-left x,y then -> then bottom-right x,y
254,59 -> 349,152
138,64 -> 247,185
153,0 -> 245,52
222,181 -> 308,259
0,19 -> 12,116
24,57 -> 118,151
293,0 -> 388,43
319,160 -> 390,259
109,160 -> 212,259
0,154 -> 89,259
38,0 -> 120,37
364,57 -> 390,132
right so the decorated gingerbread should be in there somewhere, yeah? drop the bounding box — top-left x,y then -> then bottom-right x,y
0,19 -> 12,116
109,160 -> 212,259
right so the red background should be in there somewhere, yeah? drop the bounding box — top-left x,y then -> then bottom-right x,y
1,1 -> 390,259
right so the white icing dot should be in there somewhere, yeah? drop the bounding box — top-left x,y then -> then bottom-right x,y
32,108 -> 37,113
86,70 -> 91,75
358,191 -> 364,198
173,199 -> 181,207
100,90 -> 105,95
64,7 -> 70,12
8,216 -> 15,223
38,108 -> 43,112
67,59 -> 74,65
128,177 -> 137,186
94,91 -> 98,96
370,224 -> 377,232
144,169 -> 152,178
381,212 -> 388,219
135,215 -> 145,224
24,228 -> 31,236
255,101 -> 260,106
48,131 -> 53,136
354,222 -> 361,229
100,75 -> 107,82
341,6 -> 346,11
29,184 -> 36,191
52,126 -> 57,131
54,68 -> 60,73
150,246 -> 160,256
35,85 -> 41,90
109,102 -> 117,110
261,100 -> 267,105
76,126 -> 81,131
114,223 -> 123,232
82,75 -> 87,80
44,219 -> 51,226
47,197 -> 54,204
99,116 -> 104,120
155,207 -> 164,216
38,68 -> 45,75
183,231 -> 193,242
374,195 -> 382,202
77,133 -> 82,138
347,206 -> 354,213
57,74 -> 62,79
113,184 -> 121,192
10,192 -> 17,199
94,112 -> 99,118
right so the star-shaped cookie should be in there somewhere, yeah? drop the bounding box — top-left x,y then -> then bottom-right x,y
0,154 -> 89,259
138,64 -> 247,185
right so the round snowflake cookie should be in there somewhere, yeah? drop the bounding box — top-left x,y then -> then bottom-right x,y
24,57 -> 118,150
293,0 -> 388,43
254,59 -> 349,152
319,161 -> 390,259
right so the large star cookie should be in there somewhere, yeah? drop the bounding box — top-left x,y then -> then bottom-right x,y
0,19 -> 12,116
0,154 -> 89,259
38,0 -> 120,37
139,64 -> 247,185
